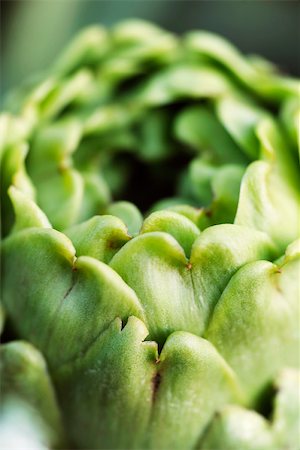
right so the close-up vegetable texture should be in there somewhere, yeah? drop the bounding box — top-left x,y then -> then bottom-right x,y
1,18 -> 299,450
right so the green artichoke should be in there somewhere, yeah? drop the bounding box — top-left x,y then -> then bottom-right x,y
1,19 -> 299,450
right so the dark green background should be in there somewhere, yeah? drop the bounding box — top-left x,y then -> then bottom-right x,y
1,0 -> 300,97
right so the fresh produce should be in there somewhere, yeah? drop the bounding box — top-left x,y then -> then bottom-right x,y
1,19 -> 299,450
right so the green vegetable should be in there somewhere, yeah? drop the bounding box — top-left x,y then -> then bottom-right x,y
1,19 -> 299,450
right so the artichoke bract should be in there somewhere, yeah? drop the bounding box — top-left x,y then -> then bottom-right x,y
1,19 -> 299,450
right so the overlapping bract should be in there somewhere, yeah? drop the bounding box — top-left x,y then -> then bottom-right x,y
1,20 -> 299,450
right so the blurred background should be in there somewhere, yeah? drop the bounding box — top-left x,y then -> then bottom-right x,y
1,0 -> 300,99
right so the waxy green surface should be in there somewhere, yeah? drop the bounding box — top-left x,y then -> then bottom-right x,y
1,19 -> 299,450
0,341 -> 64,447
198,369 -> 300,450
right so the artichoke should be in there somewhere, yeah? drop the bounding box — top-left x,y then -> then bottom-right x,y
1,19 -> 299,450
